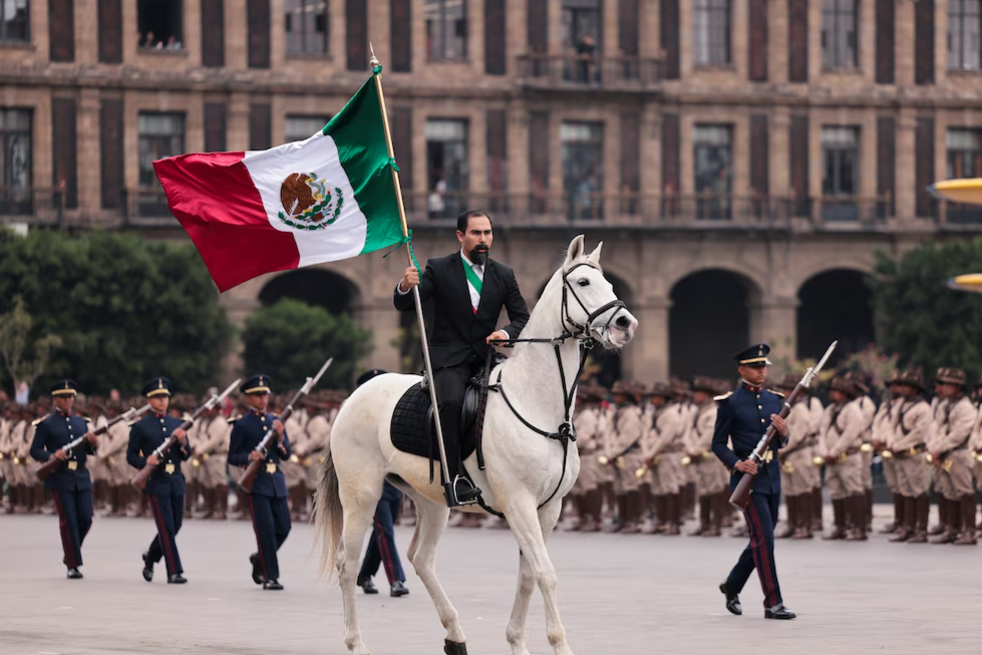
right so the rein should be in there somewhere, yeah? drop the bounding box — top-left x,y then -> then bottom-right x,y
473,262 -> 626,517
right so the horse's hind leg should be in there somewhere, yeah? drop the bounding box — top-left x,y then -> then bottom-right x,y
406,493 -> 467,651
505,498 -> 574,655
339,483 -> 383,655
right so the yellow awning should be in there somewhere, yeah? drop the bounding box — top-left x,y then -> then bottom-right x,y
928,178 -> 982,205
948,274 -> 982,294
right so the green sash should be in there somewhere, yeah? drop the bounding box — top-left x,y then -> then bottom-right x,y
462,258 -> 483,296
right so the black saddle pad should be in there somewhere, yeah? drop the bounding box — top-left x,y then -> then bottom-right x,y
390,382 -> 477,462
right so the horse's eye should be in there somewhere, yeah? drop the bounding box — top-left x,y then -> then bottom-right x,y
578,279 -> 590,287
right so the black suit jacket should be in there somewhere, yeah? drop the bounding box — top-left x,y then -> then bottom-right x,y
394,252 -> 530,369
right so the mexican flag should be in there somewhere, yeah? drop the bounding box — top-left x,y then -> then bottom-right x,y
154,74 -> 406,292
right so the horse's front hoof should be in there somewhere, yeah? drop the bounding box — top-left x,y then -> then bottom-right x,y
444,639 -> 468,655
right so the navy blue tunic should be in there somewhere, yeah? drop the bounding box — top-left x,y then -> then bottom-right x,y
711,384 -> 788,496
126,412 -> 191,496
228,411 -> 291,499
30,412 -> 94,492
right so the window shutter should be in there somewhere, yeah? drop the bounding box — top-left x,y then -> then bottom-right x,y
662,113 -> 680,193
51,96 -> 78,208
789,115 -> 809,216
915,0 -> 935,85
100,98 -> 124,209
346,0 -> 368,70
201,0 -> 225,68
250,103 -> 272,150
391,106 -> 413,190
390,0 -> 411,72
98,0 -> 122,63
748,0 -> 768,81
620,112 -> 640,192
788,0 -> 808,82
876,116 -> 896,215
750,114 -> 769,195
527,0 -> 547,54
915,117 -> 935,216
485,0 -> 507,74
661,0 -> 680,79
875,0 -> 895,84
204,102 -> 227,152
49,0 -> 75,62
618,0 -> 639,56
247,0 -> 271,69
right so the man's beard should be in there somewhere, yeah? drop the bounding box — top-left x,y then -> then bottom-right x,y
470,245 -> 489,266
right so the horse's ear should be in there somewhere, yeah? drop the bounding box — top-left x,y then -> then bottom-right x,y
587,241 -> 603,265
565,235 -> 586,266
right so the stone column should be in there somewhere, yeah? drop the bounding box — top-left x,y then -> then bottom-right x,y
895,111 -> 917,222
750,297 -> 798,367
360,300 -> 403,373
77,88 -> 102,216
628,297 -> 671,382
895,0 -> 915,88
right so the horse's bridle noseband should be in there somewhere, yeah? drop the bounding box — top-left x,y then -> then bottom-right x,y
560,261 -> 628,343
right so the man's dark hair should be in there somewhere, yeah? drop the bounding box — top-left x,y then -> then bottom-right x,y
456,210 -> 493,234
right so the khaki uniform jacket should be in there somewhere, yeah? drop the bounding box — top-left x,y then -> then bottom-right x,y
968,403 -> 982,454
302,410 -> 336,455
891,399 -> 931,452
607,405 -> 644,461
819,400 -> 864,458
642,402 -> 684,460
930,396 -> 975,454
871,399 -> 896,447
684,402 -> 718,456
100,418 -> 132,485
574,406 -> 600,454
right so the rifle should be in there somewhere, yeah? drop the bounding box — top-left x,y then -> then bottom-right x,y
36,405 -> 152,481
237,357 -> 333,493
729,341 -> 837,511
131,379 -> 240,491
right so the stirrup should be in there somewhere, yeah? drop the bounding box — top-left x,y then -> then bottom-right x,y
444,476 -> 481,508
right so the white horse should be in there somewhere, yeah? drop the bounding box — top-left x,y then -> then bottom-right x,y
314,235 -> 638,655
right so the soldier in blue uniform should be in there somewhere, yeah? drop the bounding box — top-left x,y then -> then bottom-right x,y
712,344 -> 796,620
127,377 -> 191,584
29,380 -> 98,579
228,374 -> 291,591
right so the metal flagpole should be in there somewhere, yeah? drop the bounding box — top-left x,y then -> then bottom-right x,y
370,45 -> 455,504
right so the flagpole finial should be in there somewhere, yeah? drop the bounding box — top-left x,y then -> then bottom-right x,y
369,42 -> 379,68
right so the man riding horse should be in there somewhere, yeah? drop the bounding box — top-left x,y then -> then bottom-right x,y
394,209 -> 529,507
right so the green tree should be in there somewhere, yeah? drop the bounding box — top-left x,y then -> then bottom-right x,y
0,296 -> 62,394
871,238 -> 982,382
243,299 -> 372,390
0,228 -> 231,396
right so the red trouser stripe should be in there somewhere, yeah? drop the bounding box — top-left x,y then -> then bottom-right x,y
376,516 -> 396,584
150,496 -> 176,575
745,500 -> 777,607
52,492 -> 76,568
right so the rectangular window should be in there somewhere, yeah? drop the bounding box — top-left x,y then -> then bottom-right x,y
285,0 -> 327,56
425,0 -> 466,61
561,121 -> 604,220
562,0 -> 601,83
946,128 -> 982,222
822,0 -> 858,70
345,0 -> 367,70
0,0 -> 29,42
0,108 -> 33,215
138,0 -> 184,50
138,112 -> 184,218
949,0 -> 982,70
285,115 -> 331,143
426,119 -> 468,219
821,126 -> 859,220
694,0 -> 731,67
693,124 -> 733,219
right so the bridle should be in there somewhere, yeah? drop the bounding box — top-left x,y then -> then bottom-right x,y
476,260 -> 629,515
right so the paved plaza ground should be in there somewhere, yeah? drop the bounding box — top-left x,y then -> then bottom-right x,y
1,510 -> 981,655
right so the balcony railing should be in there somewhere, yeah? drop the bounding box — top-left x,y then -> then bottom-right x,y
0,187 -> 65,226
807,196 -> 893,227
935,201 -> 982,227
516,54 -> 663,90
122,188 -> 177,227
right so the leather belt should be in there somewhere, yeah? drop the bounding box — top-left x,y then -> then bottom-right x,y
66,461 -> 86,471
264,463 -> 280,474
891,444 -> 927,459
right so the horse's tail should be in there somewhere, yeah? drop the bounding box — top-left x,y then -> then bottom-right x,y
313,450 -> 343,581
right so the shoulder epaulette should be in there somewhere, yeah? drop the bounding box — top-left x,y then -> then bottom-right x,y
713,392 -> 733,403
32,414 -> 50,426
227,414 -> 241,424
83,416 -> 92,422
770,389 -> 786,399
182,413 -> 193,421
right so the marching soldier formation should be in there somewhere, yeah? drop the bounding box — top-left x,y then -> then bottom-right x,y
9,357 -> 982,589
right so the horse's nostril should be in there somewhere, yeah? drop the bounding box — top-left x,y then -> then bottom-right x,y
615,316 -> 631,329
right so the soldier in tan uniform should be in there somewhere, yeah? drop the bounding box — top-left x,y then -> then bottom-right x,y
603,381 -> 645,533
97,401 -> 133,516
193,402 -> 230,519
567,385 -> 604,531
886,369 -> 932,543
807,393 -> 826,532
277,393 -> 309,521
773,375 -> 821,539
14,404 -> 38,513
0,404 -> 15,513
641,382 -> 684,535
971,376 -> 982,532
850,377 -> 877,533
683,377 -> 727,536
819,377 -> 867,540
871,375 -> 903,534
927,368 -> 976,545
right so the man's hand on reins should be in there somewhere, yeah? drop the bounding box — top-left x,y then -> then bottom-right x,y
399,266 -> 420,293
486,330 -> 509,345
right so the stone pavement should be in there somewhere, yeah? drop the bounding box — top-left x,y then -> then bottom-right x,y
1,512 -> 980,655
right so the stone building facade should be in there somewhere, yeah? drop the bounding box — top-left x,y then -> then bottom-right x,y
2,0 -> 981,382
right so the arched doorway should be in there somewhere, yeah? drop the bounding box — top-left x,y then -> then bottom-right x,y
797,269 -> 874,366
258,268 -> 360,315
670,270 -> 760,380
535,271 -> 633,388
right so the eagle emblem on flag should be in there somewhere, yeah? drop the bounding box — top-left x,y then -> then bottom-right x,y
277,172 -> 344,230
